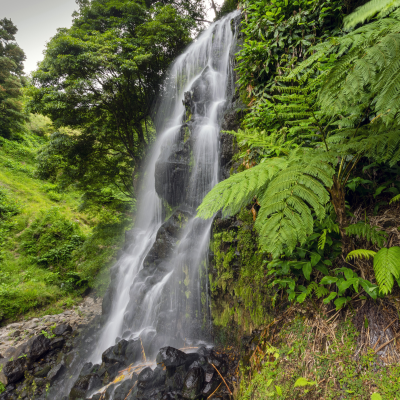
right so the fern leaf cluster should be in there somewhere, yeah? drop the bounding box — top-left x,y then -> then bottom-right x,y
373,247 -> 400,294
345,222 -> 388,246
347,247 -> 400,294
198,150 -> 334,258
344,0 -> 400,29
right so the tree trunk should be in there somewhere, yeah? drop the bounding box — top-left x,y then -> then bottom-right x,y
329,176 -> 351,255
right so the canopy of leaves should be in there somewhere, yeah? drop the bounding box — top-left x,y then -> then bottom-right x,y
0,18 -> 27,139
28,0 -> 200,196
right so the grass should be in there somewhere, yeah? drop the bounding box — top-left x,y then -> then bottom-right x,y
0,131 -> 132,324
238,315 -> 400,399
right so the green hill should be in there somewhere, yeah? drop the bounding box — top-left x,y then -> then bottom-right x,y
0,124 -> 131,324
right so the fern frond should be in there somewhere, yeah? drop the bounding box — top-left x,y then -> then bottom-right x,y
390,194 -> 400,203
196,158 -> 287,219
346,249 -> 377,261
373,246 -> 400,294
344,0 -> 400,30
255,152 -> 334,257
345,222 -> 388,246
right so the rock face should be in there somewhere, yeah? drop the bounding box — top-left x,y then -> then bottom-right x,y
65,344 -> 227,400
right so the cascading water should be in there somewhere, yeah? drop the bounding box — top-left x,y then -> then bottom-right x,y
51,10 -> 240,400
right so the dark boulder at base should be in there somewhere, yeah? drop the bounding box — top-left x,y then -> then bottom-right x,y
156,347 -> 188,369
182,367 -> 205,399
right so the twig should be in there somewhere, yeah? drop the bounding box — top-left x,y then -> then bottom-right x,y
383,318 -> 397,333
207,382 -> 222,399
124,382 -> 137,400
375,332 -> 400,354
211,363 -> 232,395
372,336 -> 381,351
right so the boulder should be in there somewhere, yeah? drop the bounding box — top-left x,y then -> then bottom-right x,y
113,374 -> 138,400
156,347 -> 187,369
102,339 -> 129,365
53,324 -> 72,336
182,367 -> 204,399
0,357 -> 26,385
137,367 -> 154,390
69,373 -> 102,400
47,363 -> 65,382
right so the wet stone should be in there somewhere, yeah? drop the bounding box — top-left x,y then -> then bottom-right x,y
182,367 -> 204,400
156,347 -> 187,369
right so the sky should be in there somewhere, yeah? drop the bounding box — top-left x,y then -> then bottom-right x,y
2,0 -> 78,74
1,0 -> 223,75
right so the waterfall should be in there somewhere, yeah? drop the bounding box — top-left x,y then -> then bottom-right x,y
52,10 -> 240,399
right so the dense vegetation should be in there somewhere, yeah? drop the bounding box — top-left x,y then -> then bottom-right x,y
199,0 -> 400,312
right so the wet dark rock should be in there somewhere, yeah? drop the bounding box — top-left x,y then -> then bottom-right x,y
187,356 -> 207,370
143,211 -> 191,269
50,337 -> 65,350
53,324 -> 72,336
69,373 -> 102,400
104,383 -> 116,400
24,334 -> 51,362
182,367 -> 204,399
47,363 -> 65,382
34,377 -> 47,387
202,380 -> 220,397
156,347 -> 187,369
102,339 -> 129,365
155,132 -> 192,207
184,353 -> 200,370
1,357 -> 26,384
33,365 -> 52,378
137,366 -> 154,390
113,374 -> 138,400
165,364 -> 186,392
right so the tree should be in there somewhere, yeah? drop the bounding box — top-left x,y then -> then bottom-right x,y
0,18 -> 27,139
28,0 -> 201,193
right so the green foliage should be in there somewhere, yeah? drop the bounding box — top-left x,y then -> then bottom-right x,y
343,0 -> 400,29
28,0 -> 202,192
20,207 -> 85,268
199,150 -> 334,258
347,246 -> 400,294
0,132 -> 130,321
345,222 -> 388,246
0,18 -> 27,139
373,246 -> 400,294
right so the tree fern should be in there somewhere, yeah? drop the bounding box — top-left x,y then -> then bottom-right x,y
197,157 -> 287,219
345,222 -> 388,246
344,0 -> 400,30
198,150 -> 334,258
373,247 -> 400,294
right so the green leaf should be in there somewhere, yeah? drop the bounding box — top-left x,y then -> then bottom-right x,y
294,377 -> 317,388
320,276 -> 338,285
346,249 -> 376,261
302,262 -> 312,280
334,296 -> 350,310
374,247 -> 400,295
297,292 -> 308,303
371,393 -> 382,400
311,253 -> 321,267
275,385 -> 282,395
323,291 -> 337,304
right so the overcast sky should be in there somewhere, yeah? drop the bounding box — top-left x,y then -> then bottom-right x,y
2,0 -> 223,75
2,0 -> 78,74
